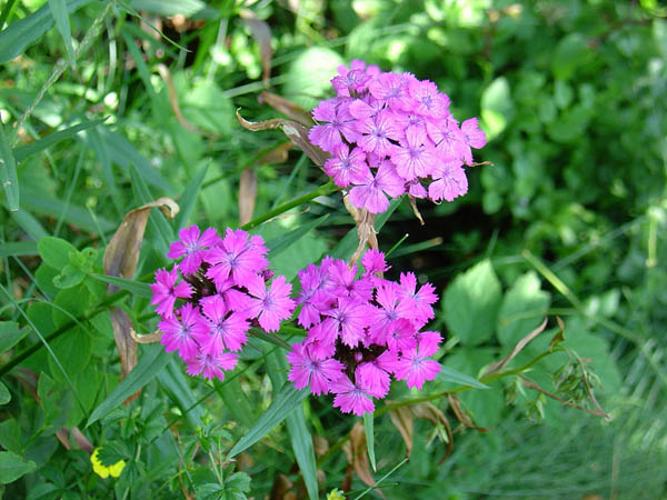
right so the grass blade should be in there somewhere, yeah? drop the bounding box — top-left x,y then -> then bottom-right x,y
48,0 -> 75,63
87,345 -> 170,426
228,383 -> 308,458
0,121 -> 19,211
157,359 -> 204,428
174,162 -> 210,229
0,241 -> 36,258
363,412 -> 377,472
438,366 -> 489,389
14,119 -> 105,162
266,214 -> 330,257
92,274 -> 152,298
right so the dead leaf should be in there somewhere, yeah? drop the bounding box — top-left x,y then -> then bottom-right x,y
548,316 -> 566,352
259,91 -> 313,126
408,196 -> 425,225
344,196 -> 378,264
344,422 -> 376,490
259,141 -> 292,165
130,328 -> 163,344
313,435 -> 329,457
482,318 -> 548,377
270,473 -> 295,500
240,10 -> 272,87
70,427 -> 93,453
156,64 -> 212,137
236,110 -> 329,167
447,394 -> 486,432
103,197 -> 179,386
388,406 -> 414,458
239,168 -> 257,226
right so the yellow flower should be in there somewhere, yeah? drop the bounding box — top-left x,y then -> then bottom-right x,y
326,489 -> 346,500
91,448 -> 126,479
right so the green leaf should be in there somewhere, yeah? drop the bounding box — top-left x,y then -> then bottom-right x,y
157,358 -> 204,427
552,33 -> 591,80
14,119 -> 105,162
0,321 -> 28,353
283,47 -> 344,109
130,0 -> 208,18
0,241 -> 37,258
0,120 -> 19,211
0,451 -> 37,484
52,264 -> 86,289
266,214 -> 330,257
92,274 -> 152,298
87,345 -> 170,426
481,77 -> 513,141
9,209 -> 48,241
0,381 -> 10,405
228,383 -> 308,458
38,236 -> 77,269
174,162 -> 210,229
0,0 -> 93,63
443,259 -> 502,346
363,412 -> 376,472
48,0 -> 74,63
497,271 -> 551,348
438,366 -> 489,389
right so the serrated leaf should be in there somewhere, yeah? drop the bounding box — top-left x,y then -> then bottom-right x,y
228,383 -> 308,458
38,236 -> 77,269
438,366 -> 489,389
87,345 -> 170,426
443,259 -> 502,346
0,451 -> 37,484
0,321 -> 28,353
0,121 -> 19,211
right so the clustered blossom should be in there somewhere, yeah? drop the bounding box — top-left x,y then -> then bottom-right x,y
150,225 -> 295,381
287,250 -> 443,415
309,60 -> 487,214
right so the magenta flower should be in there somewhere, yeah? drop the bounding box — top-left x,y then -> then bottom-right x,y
356,360 -> 391,398
323,145 -> 368,188
205,228 -> 268,288
159,303 -> 207,360
332,376 -> 376,416
200,296 -> 249,353
167,225 -> 220,275
349,161 -> 405,214
356,111 -> 399,157
150,268 -> 192,318
394,332 -> 442,390
287,342 -> 345,395
428,161 -> 468,202
391,127 -> 437,181
396,272 -> 438,324
460,118 -> 487,165
245,275 -> 295,332
407,79 -> 450,118
186,350 -> 238,381
309,99 -> 358,152
323,298 -> 367,347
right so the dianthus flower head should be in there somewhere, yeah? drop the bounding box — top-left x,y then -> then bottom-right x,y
150,225 -> 294,381
308,60 -> 487,214
286,251 -> 444,415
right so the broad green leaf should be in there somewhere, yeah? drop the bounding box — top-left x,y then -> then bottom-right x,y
52,264 -> 86,289
497,271 -> 550,348
0,381 -> 10,405
283,47 -> 344,109
0,121 -> 19,211
552,33 -> 591,80
92,274 -> 152,298
0,321 -> 28,353
481,77 -> 513,141
38,236 -> 77,269
130,0 -> 209,18
0,241 -> 37,258
47,327 -> 91,381
48,0 -> 74,63
0,0 -> 92,63
443,259 -> 502,346
0,451 -> 37,484
363,412 -> 377,472
228,383 -> 308,458
14,119 -> 105,162
87,345 -> 170,426
438,366 -> 489,389
266,214 -> 330,257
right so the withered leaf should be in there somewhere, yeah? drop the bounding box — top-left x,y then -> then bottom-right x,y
388,406 -> 414,458
239,168 -> 257,226
447,394 -> 485,432
344,421 -> 377,490
408,196 -> 425,226
236,111 -> 328,167
344,195 -> 378,264
259,91 -> 313,127
259,141 -> 292,165
157,64 -> 210,136
482,318 -> 548,377
389,402 -> 453,461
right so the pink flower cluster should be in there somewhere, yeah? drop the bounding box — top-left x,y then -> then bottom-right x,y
150,225 -> 295,381
287,250 -> 442,415
308,60 -> 487,214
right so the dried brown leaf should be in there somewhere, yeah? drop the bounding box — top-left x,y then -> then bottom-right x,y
112,309 -> 138,387
408,196 -> 425,225
240,10 -> 272,87
156,64 -> 212,137
70,427 -> 93,453
388,406 -> 414,458
130,328 -> 163,344
313,435 -> 329,457
236,110 -> 328,167
239,168 -> 257,226
259,141 -> 292,165
259,91 -> 313,126
483,318 -> 549,377
347,421 -> 376,489
447,394 -> 486,431
270,473 -> 294,500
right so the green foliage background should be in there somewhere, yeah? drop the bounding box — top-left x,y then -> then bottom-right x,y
1,0 -> 666,498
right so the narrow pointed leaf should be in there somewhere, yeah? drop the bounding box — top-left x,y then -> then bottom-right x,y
0,122 -> 19,211
48,0 -> 75,63
14,119 -> 105,162
438,366 -> 489,389
363,412 -> 377,472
